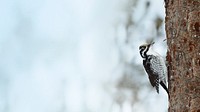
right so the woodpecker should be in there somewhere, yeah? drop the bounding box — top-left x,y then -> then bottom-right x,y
139,42 -> 169,95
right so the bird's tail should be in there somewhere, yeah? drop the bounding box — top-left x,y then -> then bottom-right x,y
160,81 -> 170,98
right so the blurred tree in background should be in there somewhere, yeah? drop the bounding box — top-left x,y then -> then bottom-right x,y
107,0 -> 168,111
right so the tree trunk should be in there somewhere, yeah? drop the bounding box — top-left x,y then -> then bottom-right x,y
165,0 -> 200,111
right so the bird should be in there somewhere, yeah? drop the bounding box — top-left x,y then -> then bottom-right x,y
139,42 -> 169,95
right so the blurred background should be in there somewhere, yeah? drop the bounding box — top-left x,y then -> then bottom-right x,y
0,0 -> 168,112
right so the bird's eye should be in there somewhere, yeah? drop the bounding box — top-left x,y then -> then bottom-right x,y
139,46 -> 146,50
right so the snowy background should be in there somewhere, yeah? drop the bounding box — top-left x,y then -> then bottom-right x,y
0,0 -> 168,112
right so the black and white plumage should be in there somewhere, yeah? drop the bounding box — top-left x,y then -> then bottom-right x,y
139,42 -> 169,95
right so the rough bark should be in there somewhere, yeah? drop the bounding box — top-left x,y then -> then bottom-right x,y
165,0 -> 200,111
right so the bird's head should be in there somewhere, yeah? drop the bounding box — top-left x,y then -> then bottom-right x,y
139,42 -> 154,51
139,42 -> 155,58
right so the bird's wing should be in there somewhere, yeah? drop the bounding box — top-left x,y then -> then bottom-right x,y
143,55 -> 160,93
151,55 -> 168,84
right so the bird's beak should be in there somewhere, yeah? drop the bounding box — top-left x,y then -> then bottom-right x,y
150,42 -> 155,46
148,42 -> 155,47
